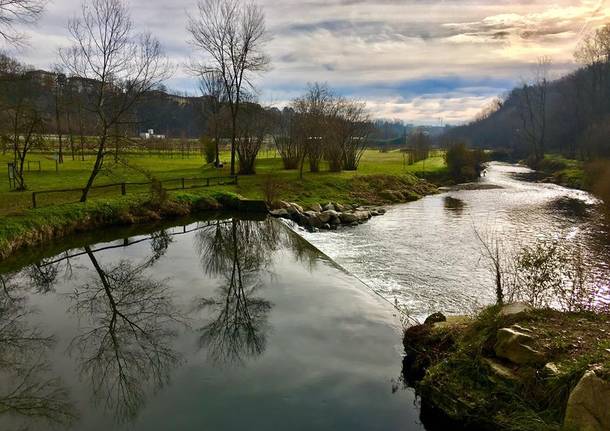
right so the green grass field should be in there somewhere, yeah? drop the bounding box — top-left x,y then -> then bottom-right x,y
0,149 -> 446,215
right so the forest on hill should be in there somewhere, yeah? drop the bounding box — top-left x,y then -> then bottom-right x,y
444,25 -> 610,163
0,55 -> 209,138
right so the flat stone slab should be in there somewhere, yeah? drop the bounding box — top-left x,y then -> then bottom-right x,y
494,327 -> 546,366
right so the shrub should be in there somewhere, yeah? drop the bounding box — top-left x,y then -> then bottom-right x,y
260,173 -> 284,206
201,136 -> 216,164
149,177 -> 168,208
444,142 -> 486,182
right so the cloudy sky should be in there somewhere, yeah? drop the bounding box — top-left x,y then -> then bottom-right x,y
6,0 -> 610,124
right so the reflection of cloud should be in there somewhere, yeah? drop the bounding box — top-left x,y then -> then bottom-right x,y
6,0 -> 610,123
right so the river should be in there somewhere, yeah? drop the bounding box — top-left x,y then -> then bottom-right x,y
0,163 -> 607,430
0,216 -> 424,431
300,162 -> 610,321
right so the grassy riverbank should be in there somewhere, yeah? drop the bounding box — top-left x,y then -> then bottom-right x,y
0,149 -> 445,214
0,149 -> 443,260
535,155 -> 587,190
403,306 -> 610,431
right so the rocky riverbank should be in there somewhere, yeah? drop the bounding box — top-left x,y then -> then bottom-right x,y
269,201 -> 387,231
402,304 -> 610,431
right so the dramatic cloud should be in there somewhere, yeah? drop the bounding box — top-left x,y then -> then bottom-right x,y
5,0 -> 610,124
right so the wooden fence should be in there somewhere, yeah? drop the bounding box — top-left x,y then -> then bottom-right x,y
31,175 -> 238,209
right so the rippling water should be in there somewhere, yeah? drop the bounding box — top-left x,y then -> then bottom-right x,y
299,163 -> 610,321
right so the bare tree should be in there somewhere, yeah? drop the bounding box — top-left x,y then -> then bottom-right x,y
0,70 -> 45,190
59,0 -> 170,202
271,107 -> 301,169
334,98 -> 370,171
52,66 -> 66,163
0,0 -> 46,45
235,101 -> 269,174
187,0 -> 270,176
292,83 -> 334,178
199,70 -> 225,167
516,57 -> 550,164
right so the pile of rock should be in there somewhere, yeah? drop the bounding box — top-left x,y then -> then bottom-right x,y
269,201 -> 386,231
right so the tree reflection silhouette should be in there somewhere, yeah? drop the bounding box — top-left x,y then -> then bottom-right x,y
68,239 -> 183,423
0,278 -> 76,428
195,219 -> 282,365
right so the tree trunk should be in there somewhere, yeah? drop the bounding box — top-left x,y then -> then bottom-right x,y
80,135 -> 106,202
230,114 -> 237,175
55,93 -> 64,164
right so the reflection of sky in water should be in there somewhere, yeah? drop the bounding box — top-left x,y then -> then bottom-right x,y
0,219 -> 424,431
301,163 -> 610,321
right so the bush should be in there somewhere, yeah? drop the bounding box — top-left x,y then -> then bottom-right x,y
260,173 -> 284,206
149,178 -> 168,208
201,136 -> 216,164
444,142 -> 486,182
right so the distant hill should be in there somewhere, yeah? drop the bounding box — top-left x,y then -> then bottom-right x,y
443,63 -> 610,159
1,63 -> 210,139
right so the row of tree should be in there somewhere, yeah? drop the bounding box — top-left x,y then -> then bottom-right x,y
202,82 -> 372,176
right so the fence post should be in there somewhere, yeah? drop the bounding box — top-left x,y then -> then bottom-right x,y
32,192 -> 36,209
206,177 -> 210,187
121,182 -> 126,196
181,178 -> 185,189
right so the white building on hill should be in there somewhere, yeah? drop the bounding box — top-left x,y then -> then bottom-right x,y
139,129 -> 166,139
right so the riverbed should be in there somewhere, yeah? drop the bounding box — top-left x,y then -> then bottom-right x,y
300,162 -> 610,321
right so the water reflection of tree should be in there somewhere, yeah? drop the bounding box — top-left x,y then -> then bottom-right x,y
68,238 -> 183,423
443,196 -> 466,216
0,278 -> 76,428
195,219 -> 282,365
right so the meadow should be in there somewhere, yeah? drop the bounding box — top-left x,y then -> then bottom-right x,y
0,148 -> 446,215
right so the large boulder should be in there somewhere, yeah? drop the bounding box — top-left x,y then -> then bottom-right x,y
564,370 -> 610,431
482,358 -> 519,382
353,210 -> 371,222
340,212 -> 359,223
290,202 -> 304,213
494,327 -> 546,366
309,203 -> 322,212
319,209 -> 339,223
303,211 -> 323,228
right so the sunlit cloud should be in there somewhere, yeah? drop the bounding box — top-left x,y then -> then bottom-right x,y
4,0 -> 610,124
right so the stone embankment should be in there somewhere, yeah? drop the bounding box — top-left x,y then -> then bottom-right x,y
269,201 -> 386,231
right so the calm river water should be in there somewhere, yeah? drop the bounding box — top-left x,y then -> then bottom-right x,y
301,162 -> 610,321
0,216 -> 423,430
